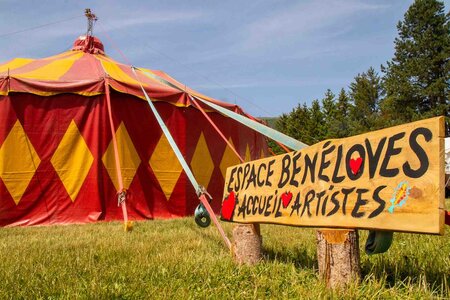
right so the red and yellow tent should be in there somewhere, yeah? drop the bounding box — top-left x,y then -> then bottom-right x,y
0,35 -> 268,226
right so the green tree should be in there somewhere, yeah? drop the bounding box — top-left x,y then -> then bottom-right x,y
307,99 -> 326,143
349,67 -> 384,134
271,113 -> 290,153
328,88 -> 351,138
381,0 -> 449,133
289,103 -> 311,143
321,89 -> 338,139
275,103 -> 313,145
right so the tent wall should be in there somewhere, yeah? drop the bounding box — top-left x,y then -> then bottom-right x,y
0,91 -> 267,226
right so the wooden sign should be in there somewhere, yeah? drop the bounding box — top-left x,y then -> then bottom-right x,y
221,117 -> 445,234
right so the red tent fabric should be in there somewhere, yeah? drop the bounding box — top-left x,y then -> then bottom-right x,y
0,36 -> 268,226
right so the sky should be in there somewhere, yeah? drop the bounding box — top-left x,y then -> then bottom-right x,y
0,0 -> 448,117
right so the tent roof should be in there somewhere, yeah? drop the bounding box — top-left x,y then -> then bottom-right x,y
0,35 -> 249,115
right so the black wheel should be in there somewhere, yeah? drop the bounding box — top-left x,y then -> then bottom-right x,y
195,214 -> 211,228
194,203 -> 211,228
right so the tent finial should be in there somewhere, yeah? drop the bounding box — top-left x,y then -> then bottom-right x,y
84,8 -> 98,37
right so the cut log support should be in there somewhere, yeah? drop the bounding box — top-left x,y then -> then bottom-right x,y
316,229 -> 361,289
232,224 -> 262,265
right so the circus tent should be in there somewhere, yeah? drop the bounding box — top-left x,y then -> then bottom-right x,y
0,34 -> 270,226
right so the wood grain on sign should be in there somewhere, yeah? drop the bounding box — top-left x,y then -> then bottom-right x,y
221,117 -> 445,235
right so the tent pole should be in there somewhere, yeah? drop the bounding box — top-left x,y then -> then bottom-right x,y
104,78 -> 130,230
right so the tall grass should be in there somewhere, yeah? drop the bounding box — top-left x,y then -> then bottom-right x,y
0,201 -> 448,299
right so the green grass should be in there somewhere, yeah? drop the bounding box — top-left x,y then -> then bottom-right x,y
0,202 -> 448,299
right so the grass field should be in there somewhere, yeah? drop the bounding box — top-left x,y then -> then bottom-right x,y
0,201 -> 448,299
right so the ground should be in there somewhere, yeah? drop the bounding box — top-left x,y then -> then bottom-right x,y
0,200 -> 448,299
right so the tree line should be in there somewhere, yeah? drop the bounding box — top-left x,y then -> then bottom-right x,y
271,0 -> 449,153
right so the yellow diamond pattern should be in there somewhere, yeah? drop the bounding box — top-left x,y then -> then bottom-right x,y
245,145 -> 251,162
0,120 -> 40,204
150,134 -> 183,201
51,120 -> 93,202
190,132 -> 214,189
219,138 -> 241,179
102,122 -> 141,191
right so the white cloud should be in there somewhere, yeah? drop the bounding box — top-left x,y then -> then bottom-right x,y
191,76 -> 347,90
1,8 -> 204,42
241,0 -> 389,50
180,0 -> 389,66
99,10 -> 205,32
0,7 -> 205,61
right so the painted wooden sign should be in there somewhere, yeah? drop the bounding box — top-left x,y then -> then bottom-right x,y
221,117 -> 445,234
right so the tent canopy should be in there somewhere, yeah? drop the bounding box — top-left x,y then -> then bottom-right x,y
0,35 -> 249,115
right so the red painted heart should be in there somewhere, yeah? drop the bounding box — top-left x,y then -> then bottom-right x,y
349,157 -> 363,175
281,192 -> 293,208
221,191 -> 236,221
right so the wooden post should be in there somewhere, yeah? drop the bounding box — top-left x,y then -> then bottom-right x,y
316,229 -> 361,289
232,223 -> 262,265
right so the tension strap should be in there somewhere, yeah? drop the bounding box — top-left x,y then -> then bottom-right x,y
104,79 -> 129,229
189,95 -> 244,163
131,67 -> 231,250
195,96 -> 308,151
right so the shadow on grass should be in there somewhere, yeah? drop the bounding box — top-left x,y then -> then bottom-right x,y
192,224 -> 318,269
263,246 -> 317,270
361,256 -> 450,289
191,225 -> 231,252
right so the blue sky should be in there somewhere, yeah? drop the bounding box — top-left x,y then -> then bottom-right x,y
1,0 -> 448,117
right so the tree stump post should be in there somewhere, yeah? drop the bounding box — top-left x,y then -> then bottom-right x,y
231,223 -> 262,265
316,229 -> 361,289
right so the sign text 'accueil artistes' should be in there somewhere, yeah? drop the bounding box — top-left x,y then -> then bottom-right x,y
221,117 -> 445,234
